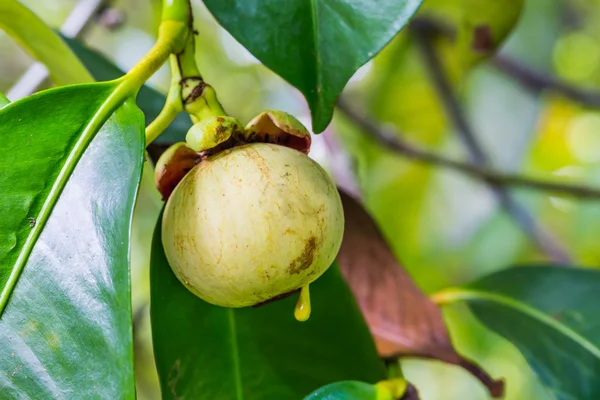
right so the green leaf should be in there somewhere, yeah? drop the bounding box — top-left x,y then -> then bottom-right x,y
202,0 -> 423,133
63,37 -> 191,144
150,216 -> 386,400
0,93 -> 9,108
304,381 -> 380,400
1,83 -> 114,308
0,91 -> 144,397
0,0 -> 92,85
436,266 -> 600,400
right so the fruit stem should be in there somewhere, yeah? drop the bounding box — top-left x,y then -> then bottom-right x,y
294,284 -> 311,322
118,20 -> 188,98
146,55 -> 184,145
172,15 -> 228,123
112,0 -> 190,101
177,32 -> 203,78
161,0 -> 191,25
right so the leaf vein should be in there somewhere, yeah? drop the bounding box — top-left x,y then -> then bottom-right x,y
227,309 -> 244,400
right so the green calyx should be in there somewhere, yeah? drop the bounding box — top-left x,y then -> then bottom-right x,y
185,115 -> 245,152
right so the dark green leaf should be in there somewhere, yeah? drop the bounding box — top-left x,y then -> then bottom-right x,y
150,216 -> 386,400
437,266 -> 600,400
202,0 -> 423,133
0,89 -> 144,397
63,36 -> 191,144
304,381 -> 379,400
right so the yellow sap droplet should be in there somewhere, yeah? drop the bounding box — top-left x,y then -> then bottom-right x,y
294,285 -> 311,322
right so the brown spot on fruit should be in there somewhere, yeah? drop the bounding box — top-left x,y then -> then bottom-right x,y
287,237 -> 317,275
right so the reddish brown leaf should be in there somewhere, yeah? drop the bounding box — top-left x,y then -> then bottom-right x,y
337,190 -> 504,398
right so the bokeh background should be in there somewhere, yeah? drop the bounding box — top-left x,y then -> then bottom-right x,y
2,0 -> 599,399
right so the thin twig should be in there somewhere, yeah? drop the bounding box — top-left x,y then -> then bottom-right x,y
492,54 -> 600,107
336,99 -> 600,200
7,0 -> 110,100
412,25 -> 571,263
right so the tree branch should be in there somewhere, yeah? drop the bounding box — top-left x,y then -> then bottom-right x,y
492,54 -> 600,107
336,99 -> 600,200
411,25 -> 571,263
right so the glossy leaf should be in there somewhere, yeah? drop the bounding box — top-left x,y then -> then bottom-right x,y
0,0 -> 92,85
150,216 -> 386,400
304,381 -> 383,400
63,37 -> 191,144
0,92 -> 144,397
1,83 -> 119,309
435,266 -> 600,400
202,0 -> 423,133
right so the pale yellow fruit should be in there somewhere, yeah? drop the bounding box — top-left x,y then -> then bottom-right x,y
162,142 -> 344,307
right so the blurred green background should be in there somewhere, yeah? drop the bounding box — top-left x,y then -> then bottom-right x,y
2,0 -> 600,399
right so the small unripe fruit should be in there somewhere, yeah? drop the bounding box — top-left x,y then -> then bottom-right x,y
162,142 -> 344,308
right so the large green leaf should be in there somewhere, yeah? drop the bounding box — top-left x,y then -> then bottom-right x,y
202,0 -> 423,133
63,37 -> 191,144
435,266 -> 600,400
1,84 -> 113,306
150,216 -> 386,400
0,0 -> 92,85
0,89 -> 144,397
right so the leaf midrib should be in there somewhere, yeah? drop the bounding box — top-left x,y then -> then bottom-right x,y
437,288 -> 600,360
308,0 -> 322,99
227,308 -> 244,400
